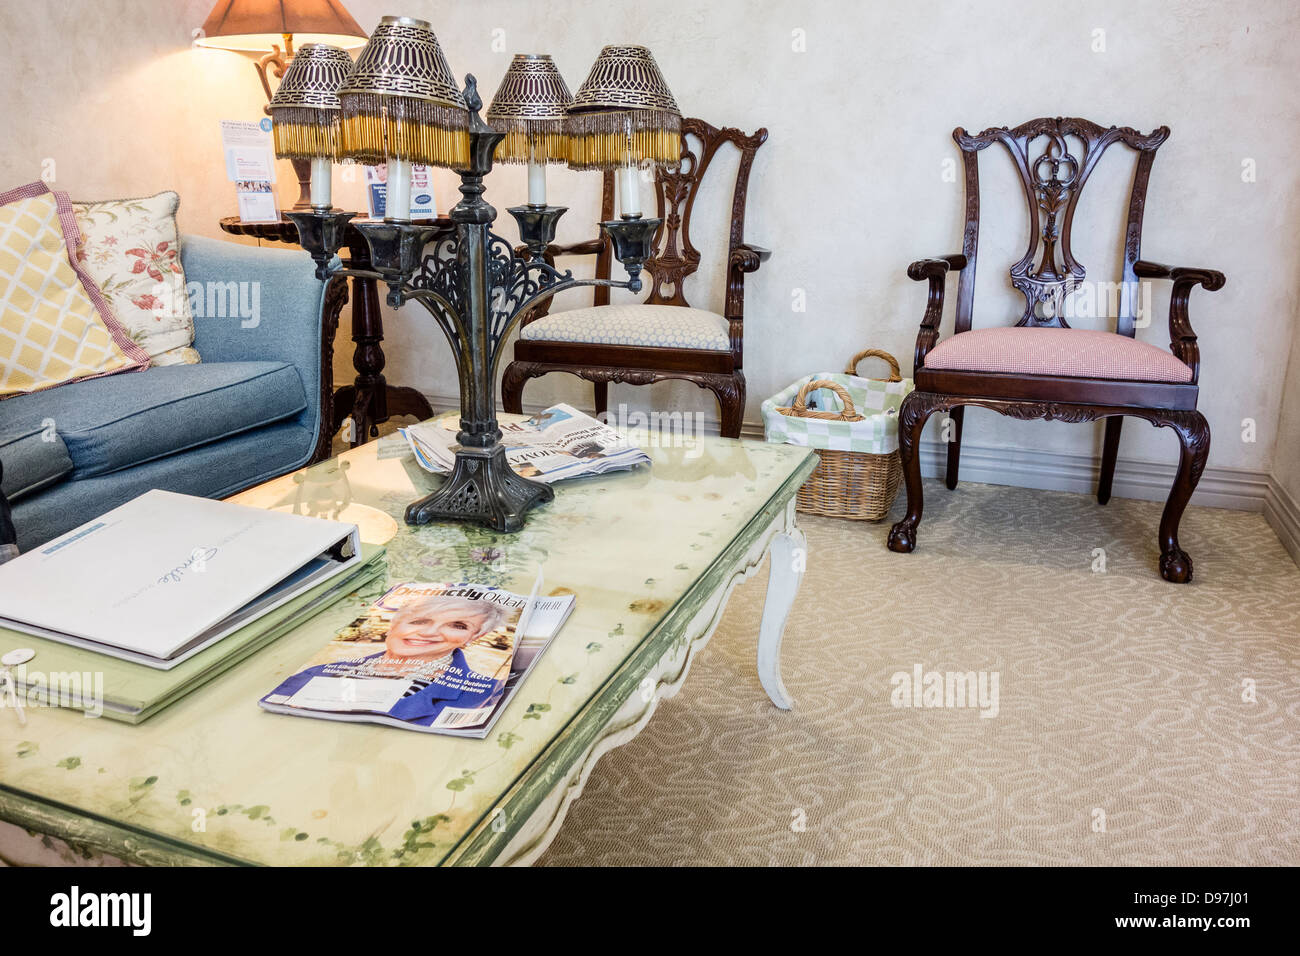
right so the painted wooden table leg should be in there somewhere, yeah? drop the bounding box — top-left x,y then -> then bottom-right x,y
758,515 -> 805,711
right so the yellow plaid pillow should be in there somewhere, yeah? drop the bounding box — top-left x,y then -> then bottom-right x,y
0,182 -> 149,399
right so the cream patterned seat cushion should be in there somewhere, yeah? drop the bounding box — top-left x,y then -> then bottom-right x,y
520,304 -> 731,351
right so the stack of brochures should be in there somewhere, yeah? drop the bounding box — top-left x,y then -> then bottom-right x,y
401,404 -> 650,483
260,574 -> 575,737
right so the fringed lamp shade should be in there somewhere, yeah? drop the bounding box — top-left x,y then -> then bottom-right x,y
565,45 -> 681,171
338,16 -> 469,169
269,43 -> 352,159
486,54 -> 573,164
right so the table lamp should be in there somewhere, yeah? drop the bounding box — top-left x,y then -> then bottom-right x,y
565,44 -> 681,219
338,15 -> 469,221
196,0 -> 368,209
268,43 -> 352,210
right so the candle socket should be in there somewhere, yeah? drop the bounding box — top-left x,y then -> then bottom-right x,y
353,220 -> 444,306
508,204 -> 568,260
284,209 -> 357,280
601,216 -> 661,293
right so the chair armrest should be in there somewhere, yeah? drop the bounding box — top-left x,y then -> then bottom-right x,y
182,234 -> 327,366
1133,259 -> 1226,384
907,254 -> 967,369
730,243 -> 771,274
907,254 -> 967,282
724,243 -> 772,328
181,233 -> 330,442
545,237 -> 607,259
1133,260 -> 1226,292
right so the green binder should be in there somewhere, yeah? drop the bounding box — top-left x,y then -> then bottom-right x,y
0,543 -> 387,724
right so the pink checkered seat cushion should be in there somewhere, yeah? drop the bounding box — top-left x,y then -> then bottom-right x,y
924,327 -> 1193,383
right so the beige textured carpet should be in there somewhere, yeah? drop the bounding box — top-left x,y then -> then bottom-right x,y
537,479 -> 1300,866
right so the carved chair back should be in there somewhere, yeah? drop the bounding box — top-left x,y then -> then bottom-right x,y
570,117 -> 768,320
953,117 -> 1168,339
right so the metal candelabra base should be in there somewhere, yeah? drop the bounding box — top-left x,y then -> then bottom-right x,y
404,443 -> 555,533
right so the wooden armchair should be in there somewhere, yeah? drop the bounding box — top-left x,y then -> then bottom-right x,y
501,117 -> 769,437
886,117 -> 1225,583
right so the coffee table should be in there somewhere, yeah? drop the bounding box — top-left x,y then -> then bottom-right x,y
0,432 -> 815,866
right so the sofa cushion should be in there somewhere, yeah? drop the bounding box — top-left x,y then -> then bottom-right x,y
0,182 -> 150,398
73,191 -> 200,367
0,422 -> 73,501
0,361 -> 307,479
924,327 -> 1193,383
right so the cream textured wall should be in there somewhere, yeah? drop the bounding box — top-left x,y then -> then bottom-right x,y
3,0 -> 1298,490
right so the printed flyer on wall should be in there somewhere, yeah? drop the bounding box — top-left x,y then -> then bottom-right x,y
259,575 -> 575,737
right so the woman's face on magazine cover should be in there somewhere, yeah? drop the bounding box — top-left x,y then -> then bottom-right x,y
386,602 -> 490,659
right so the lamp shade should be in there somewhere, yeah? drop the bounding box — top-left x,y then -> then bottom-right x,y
195,0 -> 367,51
269,43 -> 352,159
338,16 -> 469,169
565,45 -> 681,170
486,54 -> 573,164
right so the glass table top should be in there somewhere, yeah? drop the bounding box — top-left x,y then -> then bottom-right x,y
0,429 -> 814,865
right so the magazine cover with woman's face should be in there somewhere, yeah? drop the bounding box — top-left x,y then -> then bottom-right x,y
261,582 -> 522,731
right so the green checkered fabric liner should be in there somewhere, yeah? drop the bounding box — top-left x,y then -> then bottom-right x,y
761,372 -> 913,453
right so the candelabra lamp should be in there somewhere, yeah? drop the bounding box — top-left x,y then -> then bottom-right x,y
278,18 -> 665,533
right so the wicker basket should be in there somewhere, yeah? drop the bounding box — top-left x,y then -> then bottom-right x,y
776,349 -> 904,521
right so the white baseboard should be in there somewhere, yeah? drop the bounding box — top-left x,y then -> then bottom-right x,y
440,391 -> 1267,510
1264,479 -> 1300,567
411,390 -> 1299,565
911,438 -> 1270,513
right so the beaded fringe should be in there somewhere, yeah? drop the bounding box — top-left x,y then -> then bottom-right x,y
492,121 -> 569,164
564,110 -> 681,170
339,93 -> 470,168
272,108 -> 342,160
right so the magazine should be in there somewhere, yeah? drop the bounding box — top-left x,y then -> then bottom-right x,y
401,404 -> 650,483
258,574 -> 575,737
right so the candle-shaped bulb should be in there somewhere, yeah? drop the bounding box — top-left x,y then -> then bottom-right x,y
527,139 -> 546,207
619,158 -> 641,219
386,157 -> 413,221
310,157 -> 333,209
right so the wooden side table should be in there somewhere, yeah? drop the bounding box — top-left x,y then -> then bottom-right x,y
218,215 -> 455,454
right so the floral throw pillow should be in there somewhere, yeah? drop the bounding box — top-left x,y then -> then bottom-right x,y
73,191 -> 199,366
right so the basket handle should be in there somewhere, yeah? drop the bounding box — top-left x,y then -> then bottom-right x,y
784,379 -> 865,421
845,348 -> 902,382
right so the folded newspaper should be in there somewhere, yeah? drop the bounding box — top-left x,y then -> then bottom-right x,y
402,404 -> 650,483
260,575 -> 574,737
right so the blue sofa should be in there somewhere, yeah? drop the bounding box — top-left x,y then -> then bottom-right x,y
1,235 -> 332,552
